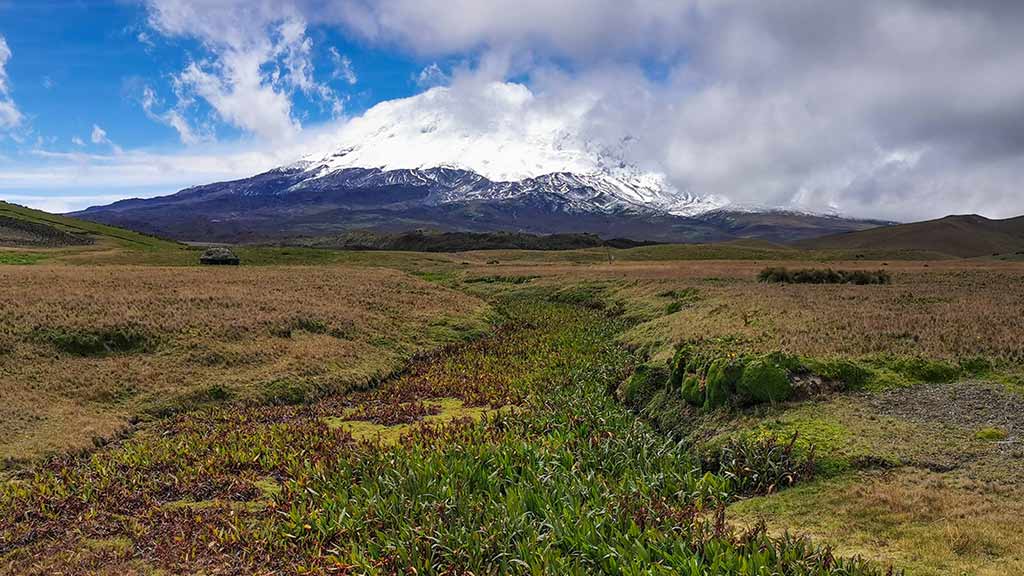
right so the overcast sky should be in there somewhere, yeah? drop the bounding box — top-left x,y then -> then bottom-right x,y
1,0 -> 1023,220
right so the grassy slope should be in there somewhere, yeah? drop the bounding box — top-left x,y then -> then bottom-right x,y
799,214 -> 1024,257
1,200 -> 955,268
0,201 -> 182,251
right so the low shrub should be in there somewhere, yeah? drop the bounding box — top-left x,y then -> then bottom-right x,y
34,325 -> 155,356
702,433 -> 815,496
759,267 -> 891,285
959,356 -> 994,376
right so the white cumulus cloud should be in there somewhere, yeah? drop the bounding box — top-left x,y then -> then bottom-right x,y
142,0 -> 344,141
0,35 -> 24,131
314,0 -> 1024,220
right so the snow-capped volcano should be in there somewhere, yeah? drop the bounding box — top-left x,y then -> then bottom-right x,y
286,83 -> 727,216
74,82 -> 885,244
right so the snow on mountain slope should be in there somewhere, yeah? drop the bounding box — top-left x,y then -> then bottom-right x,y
288,83 -> 727,216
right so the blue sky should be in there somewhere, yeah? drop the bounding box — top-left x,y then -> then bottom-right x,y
0,1 -> 427,157
1,1 -> 1023,220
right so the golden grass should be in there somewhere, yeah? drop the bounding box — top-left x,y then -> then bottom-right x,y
0,265 -> 489,463
729,468 -> 1024,576
573,260 -> 1024,363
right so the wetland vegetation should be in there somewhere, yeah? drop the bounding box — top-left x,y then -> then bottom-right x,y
2,221 -> 1023,574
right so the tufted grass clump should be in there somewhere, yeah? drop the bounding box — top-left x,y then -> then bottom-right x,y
33,324 -> 155,356
759,267 -> 892,285
975,427 -> 1008,441
701,433 -> 816,497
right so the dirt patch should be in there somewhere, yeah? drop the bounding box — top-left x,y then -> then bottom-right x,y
866,381 -> 1023,442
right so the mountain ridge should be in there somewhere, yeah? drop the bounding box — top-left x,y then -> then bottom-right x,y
73,165 -> 885,244
798,213 -> 1024,257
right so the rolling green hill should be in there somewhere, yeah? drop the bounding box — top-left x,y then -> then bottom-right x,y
0,200 -> 182,251
798,214 -> 1024,258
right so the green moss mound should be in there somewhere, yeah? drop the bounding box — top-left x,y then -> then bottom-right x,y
620,364 -> 670,409
801,358 -> 872,389
704,358 -> 744,410
737,359 -> 793,404
681,374 -> 704,406
668,346 -> 691,390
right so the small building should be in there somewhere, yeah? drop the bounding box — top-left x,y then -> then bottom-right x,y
199,247 -> 240,265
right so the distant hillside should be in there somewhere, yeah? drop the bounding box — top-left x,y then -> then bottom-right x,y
697,210 -> 890,243
0,201 -> 181,250
799,214 -> 1024,257
294,230 -> 659,252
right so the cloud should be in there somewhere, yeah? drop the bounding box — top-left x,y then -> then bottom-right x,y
1,118 -> 366,211
90,124 -> 123,154
89,125 -> 107,144
313,0 -> 1024,220
329,47 -> 357,85
142,0 -> 344,140
136,31 -> 156,50
71,136 -> 84,146
0,35 -> 23,131
12,1 -> 1023,220
140,85 -> 208,145
323,0 -> 695,62
415,63 -> 449,88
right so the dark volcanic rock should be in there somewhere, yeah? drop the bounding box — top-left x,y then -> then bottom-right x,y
199,247 -> 240,265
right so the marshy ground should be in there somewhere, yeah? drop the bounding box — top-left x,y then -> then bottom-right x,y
2,238 -> 1023,574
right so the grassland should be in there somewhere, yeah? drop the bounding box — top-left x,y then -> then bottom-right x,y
1,293 -> 884,575
470,259 -> 1024,365
0,265 -> 489,464
2,219 -> 1024,574
545,260 -> 1024,575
